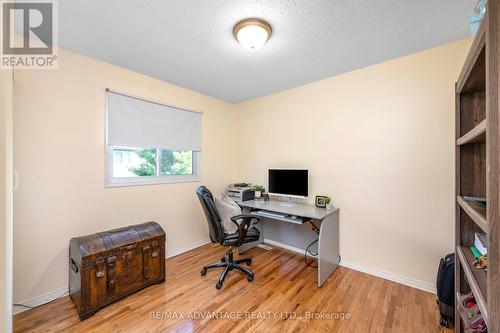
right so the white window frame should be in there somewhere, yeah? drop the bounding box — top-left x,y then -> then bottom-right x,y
106,146 -> 201,187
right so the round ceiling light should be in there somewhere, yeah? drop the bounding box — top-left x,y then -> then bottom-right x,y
233,18 -> 272,51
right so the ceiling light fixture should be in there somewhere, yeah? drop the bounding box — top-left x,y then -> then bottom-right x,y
233,18 -> 272,51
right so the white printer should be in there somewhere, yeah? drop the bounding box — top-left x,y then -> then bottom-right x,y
225,183 -> 255,203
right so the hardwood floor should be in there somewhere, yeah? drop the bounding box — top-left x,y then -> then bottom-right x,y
14,244 -> 451,333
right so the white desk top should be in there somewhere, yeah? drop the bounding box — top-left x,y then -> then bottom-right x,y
240,200 -> 338,220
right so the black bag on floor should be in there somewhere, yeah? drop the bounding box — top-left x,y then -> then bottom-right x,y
436,253 -> 455,327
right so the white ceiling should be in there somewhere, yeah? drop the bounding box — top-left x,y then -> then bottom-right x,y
57,0 -> 475,103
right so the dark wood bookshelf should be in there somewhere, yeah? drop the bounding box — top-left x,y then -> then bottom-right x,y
454,2 -> 499,332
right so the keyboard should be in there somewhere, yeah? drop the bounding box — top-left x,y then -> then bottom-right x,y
253,210 -> 287,219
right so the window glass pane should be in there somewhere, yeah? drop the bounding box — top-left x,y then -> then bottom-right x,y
112,147 -> 157,177
113,151 -> 123,163
160,150 -> 193,176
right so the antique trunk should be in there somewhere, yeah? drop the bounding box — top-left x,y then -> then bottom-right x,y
69,221 -> 165,320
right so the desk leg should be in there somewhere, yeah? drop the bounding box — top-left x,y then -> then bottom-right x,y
317,210 -> 339,287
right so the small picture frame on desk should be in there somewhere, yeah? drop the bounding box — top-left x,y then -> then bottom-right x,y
315,196 -> 326,208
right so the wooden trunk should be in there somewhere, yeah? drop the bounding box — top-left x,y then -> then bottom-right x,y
69,222 -> 165,320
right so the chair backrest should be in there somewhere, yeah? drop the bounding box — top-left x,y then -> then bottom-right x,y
196,186 -> 226,244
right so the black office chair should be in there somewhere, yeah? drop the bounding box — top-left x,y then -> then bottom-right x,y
196,186 -> 260,289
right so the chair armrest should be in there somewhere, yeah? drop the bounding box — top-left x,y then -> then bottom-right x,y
230,214 -> 260,245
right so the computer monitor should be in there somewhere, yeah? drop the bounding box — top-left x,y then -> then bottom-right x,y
268,169 -> 308,205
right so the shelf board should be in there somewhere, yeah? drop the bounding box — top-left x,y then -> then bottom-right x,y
457,19 -> 486,94
457,120 -> 486,145
456,246 -> 488,324
457,196 -> 488,232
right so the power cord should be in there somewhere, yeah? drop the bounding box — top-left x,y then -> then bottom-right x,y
13,290 -> 69,309
305,239 -> 319,267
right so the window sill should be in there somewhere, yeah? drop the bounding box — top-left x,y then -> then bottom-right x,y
105,177 -> 201,188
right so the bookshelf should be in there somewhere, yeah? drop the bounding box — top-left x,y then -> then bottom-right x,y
454,2 -> 499,332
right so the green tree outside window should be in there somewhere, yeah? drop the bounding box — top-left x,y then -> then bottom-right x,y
129,149 -> 192,177
128,148 -> 157,176
160,150 -> 192,175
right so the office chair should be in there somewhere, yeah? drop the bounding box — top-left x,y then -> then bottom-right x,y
196,186 -> 260,289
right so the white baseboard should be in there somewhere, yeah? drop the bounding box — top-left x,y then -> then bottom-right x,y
340,259 -> 436,294
167,238 -> 211,258
13,287 -> 68,315
13,238 -> 212,315
263,238 -> 436,294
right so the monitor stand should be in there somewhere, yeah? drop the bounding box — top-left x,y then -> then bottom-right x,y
279,196 -> 296,207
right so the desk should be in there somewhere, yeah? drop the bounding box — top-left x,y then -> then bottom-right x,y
238,200 -> 339,287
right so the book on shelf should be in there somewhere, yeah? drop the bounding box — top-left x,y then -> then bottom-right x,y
470,246 -> 482,259
463,195 -> 487,204
474,232 -> 487,256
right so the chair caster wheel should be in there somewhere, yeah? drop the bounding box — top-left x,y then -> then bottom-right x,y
221,257 -> 226,262
439,317 -> 449,327
246,260 -> 252,266
216,282 -> 223,289
247,275 -> 254,282
201,268 -> 207,276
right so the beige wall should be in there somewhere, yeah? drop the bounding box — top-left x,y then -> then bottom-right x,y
13,47 -> 239,303
236,39 -> 471,286
1,67 -> 13,332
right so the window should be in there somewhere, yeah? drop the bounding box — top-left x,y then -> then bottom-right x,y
106,90 -> 201,187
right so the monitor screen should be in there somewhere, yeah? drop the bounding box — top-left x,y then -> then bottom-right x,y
268,169 -> 308,197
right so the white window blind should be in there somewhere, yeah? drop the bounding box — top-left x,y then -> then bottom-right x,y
106,90 -> 202,151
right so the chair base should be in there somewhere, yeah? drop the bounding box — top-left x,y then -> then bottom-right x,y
201,246 -> 254,289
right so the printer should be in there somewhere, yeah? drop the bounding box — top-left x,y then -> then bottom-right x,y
225,183 -> 255,203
